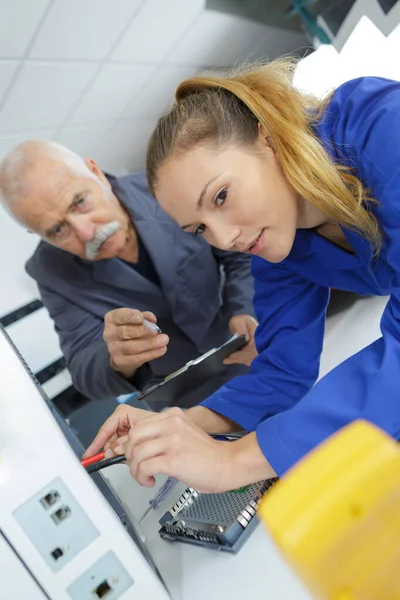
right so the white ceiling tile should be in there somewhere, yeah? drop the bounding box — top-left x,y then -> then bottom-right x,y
94,118 -> 154,175
166,11 -> 278,67
122,63 -> 197,118
0,129 -> 57,162
29,0 -> 143,60
69,64 -> 154,124
125,120 -> 157,173
56,121 -> 112,158
111,0 -> 204,63
0,61 -> 19,103
0,0 -> 51,58
0,62 -> 98,132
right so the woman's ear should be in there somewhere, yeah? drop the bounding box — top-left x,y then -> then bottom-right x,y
257,123 -> 277,153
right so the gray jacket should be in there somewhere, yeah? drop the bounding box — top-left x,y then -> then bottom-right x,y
26,172 -> 254,402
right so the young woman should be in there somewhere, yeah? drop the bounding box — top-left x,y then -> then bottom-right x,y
84,58 -> 400,494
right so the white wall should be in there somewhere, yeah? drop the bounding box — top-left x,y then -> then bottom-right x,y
0,0 -> 306,394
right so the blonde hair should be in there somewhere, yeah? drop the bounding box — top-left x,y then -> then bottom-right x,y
147,56 -> 380,252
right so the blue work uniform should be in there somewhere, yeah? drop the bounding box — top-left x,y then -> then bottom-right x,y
201,76 -> 400,476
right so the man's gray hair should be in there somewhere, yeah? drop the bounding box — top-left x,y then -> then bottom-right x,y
0,139 -> 95,210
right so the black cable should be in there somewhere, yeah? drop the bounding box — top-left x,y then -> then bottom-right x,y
86,455 -> 126,474
85,433 -> 242,474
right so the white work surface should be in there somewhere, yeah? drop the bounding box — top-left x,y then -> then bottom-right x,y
105,294 -> 388,600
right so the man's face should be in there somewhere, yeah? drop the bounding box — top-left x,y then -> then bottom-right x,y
13,158 -> 130,261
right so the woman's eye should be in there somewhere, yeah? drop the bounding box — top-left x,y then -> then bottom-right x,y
215,188 -> 227,207
194,223 -> 206,236
76,197 -> 85,206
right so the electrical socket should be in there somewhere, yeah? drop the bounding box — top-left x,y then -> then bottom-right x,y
13,477 -> 99,573
67,551 -> 134,599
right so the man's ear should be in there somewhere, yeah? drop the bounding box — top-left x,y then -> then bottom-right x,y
257,123 -> 277,153
84,157 -> 112,189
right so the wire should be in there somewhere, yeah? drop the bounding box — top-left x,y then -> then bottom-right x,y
81,451 -> 105,467
85,455 -> 126,474
81,432 -> 242,475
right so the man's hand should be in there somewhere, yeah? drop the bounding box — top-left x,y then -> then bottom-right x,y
104,308 -> 169,379
223,314 -> 258,367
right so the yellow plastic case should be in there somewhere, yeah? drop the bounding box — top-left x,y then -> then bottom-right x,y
258,420 -> 400,600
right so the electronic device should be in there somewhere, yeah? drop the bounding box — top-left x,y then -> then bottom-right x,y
0,324 -> 170,600
158,478 -> 278,553
138,334 -> 247,405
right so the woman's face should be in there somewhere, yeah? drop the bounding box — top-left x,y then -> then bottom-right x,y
155,132 -> 301,263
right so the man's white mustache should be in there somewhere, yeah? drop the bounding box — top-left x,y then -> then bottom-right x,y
85,221 -> 121,260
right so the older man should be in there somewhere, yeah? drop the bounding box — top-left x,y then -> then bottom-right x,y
0,140 -> 257,407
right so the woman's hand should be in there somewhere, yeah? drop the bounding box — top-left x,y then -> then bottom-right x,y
117,407 -> 277,493
83,406 -> 277,493
82,403 -> 239,460
82,405 -> 154,458
122,407 -> 232,492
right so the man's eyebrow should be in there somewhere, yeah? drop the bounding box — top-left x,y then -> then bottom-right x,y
69,191 -> 85,208
45,192 -> 84,237
45,222 -> 62,238
180,176 -> 218,230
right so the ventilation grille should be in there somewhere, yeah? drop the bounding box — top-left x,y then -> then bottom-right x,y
177,479 -> 277,526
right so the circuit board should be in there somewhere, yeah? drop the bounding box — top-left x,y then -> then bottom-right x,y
158,478 -> 278,553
